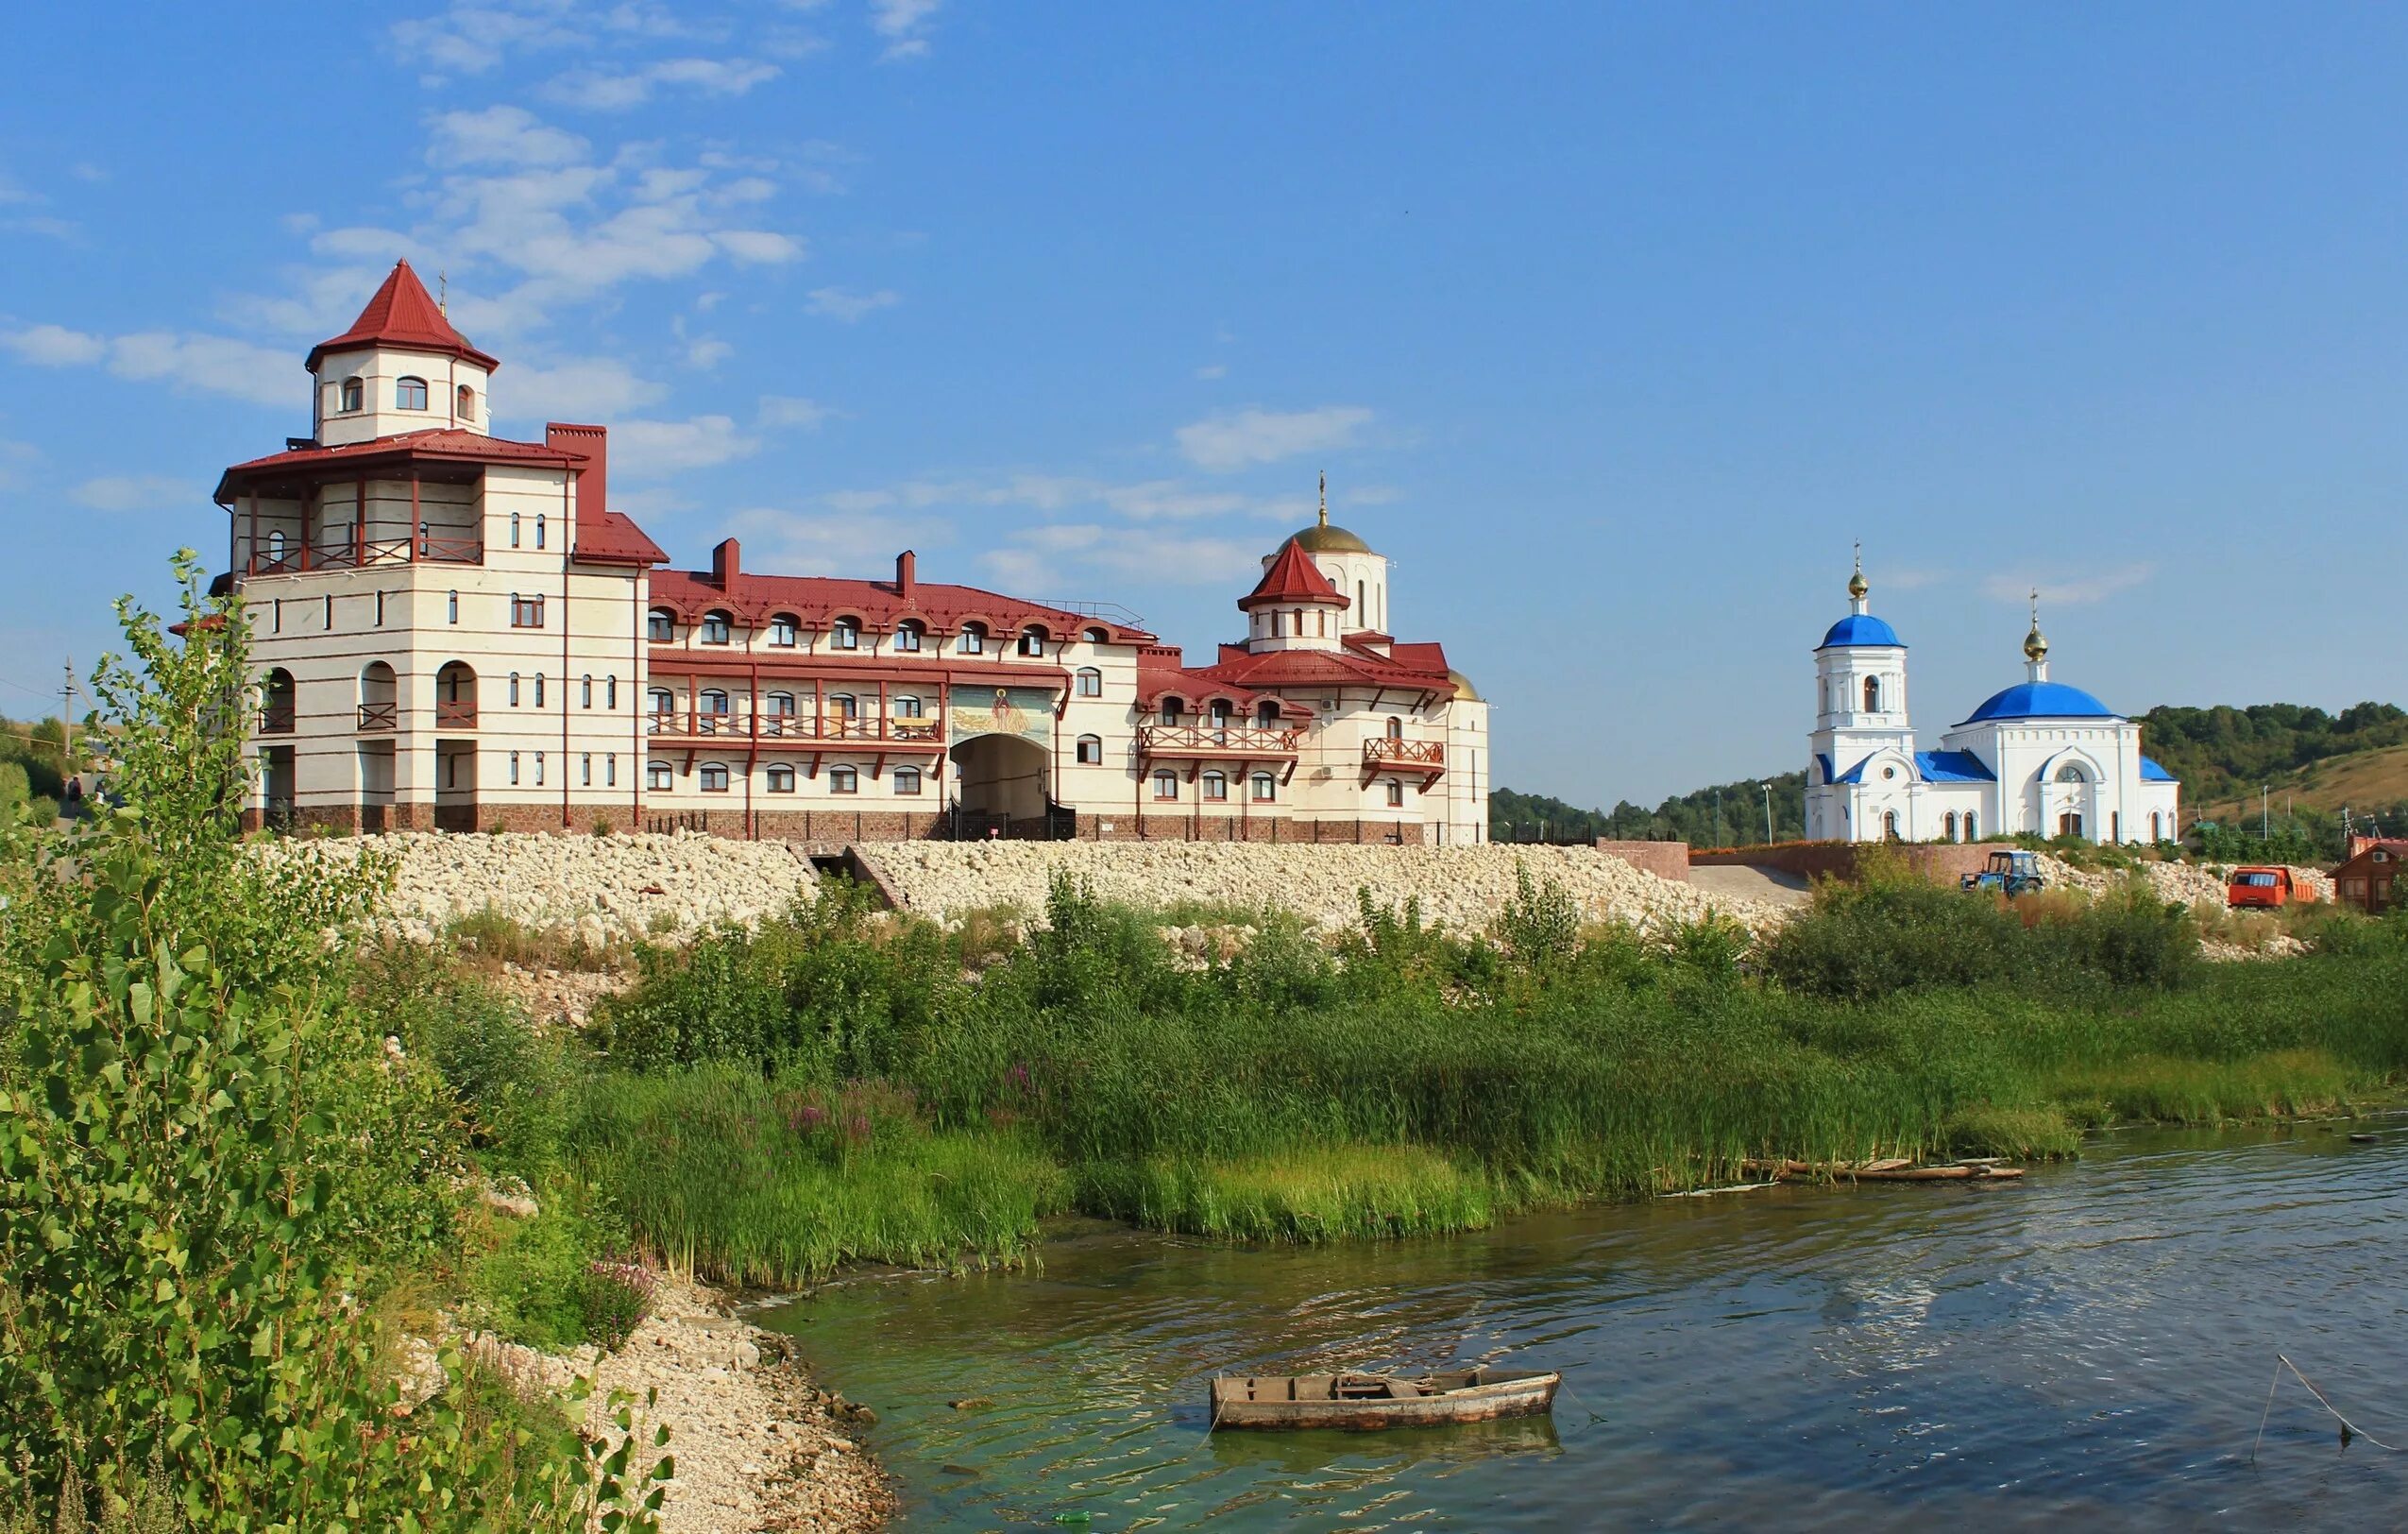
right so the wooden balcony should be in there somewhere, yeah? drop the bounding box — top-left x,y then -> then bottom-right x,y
1137,723 -> 1301,758
1363,736 -> 1445,788
434,700 -> 477,729
645,711 -> 944,745
246,534 -> 482,576
258,704 -> 296,735
358,702 -> 398,732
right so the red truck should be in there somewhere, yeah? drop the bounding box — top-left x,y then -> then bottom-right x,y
2228,867 -> 2314,910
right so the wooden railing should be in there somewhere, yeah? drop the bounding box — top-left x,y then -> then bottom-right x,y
259,704 -> 296,735
246,535 -> 482,575
434,700 -> 477,729
358,702 -> 398,732
1364,737 -> 1445,770
1137,723 -> 1301,756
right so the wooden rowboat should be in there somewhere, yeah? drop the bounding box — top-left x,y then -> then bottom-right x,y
1209,1367 -> 1561,1432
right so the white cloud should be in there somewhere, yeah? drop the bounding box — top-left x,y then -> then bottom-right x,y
758,395 -> 834,428
715,230 -> 804,264
429,105 -> 590,168
870,0 -> 939,58
542,57 -> 780,111
805,285 -> 900,322
722,503 -> 942,574
982,523 -> 1263,590
73,474 -> 193,514
8,326 -> 291,407
1982,564 -> 2156,607
3,325 -> 107,366
500,355 -> 669,419
390,2 -> 588,80
609,415 -> 760,477
684,337 -> 733,369
1194,364 -> 1227,381
1175,405 -> 1373,472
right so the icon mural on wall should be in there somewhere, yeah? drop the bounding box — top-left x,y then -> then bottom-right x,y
948,685 -> 1055,743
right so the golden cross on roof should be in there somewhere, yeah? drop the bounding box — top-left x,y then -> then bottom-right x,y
1317,470 -> 1328,527
438,269 -> 448,315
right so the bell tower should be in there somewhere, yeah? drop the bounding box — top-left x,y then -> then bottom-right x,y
1806,549 -> 1915,837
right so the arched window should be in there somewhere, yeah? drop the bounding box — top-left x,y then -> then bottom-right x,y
699,762 -> 730,793
1083,626 -> 1110,643
832,619 -> 860,651
605,675 -> 618,709
895,620 -> 924,653
533,673 -> 545,707
1384,779 -> 1404,808
1258,702 -> 1280,726
1966,811 -> 1978,841
457,384 -> 476,419
508,673 -> 521,707
1152,770 -> 1179,801
829,693 -> 858,720
957,622 -> 986,656
647,687 -> 674,717
647,608 -> 675,642
647,760 -> 673,791
510,512 -> 521,549
1202,771 -> 1228,802
1209,699 -> 1231,729
2150,812 -> 2163,841
770,615 -> 799,647
699,689 -> 729,716
830,765 -> 859,794
1943,810 -> 1959,841
1250,773 -> 1277,803
1076,734 -> 1103,765
397,376 -> 429,410
2059,811 -> 2084,838
1356,580 -> 1366,619
1883,810 -> 1900,841
2055,761 -> 2090,783
893,766 -> 924,795
339,377 -> 364,413
766,764 -> 796,793
581,674 -> 592,708
701,611 -> 732,645
1019,625 -> 1048,656
1159,699 -> 1182,726
1076,667 -> 1103,697
765,690 -> 796,717
447,589 -> 459,624
509,752 -> 521,786
534,513 -> 546,550
1386,716 -> 1403,740
894,694 -> 924,719
1862,676 -> 1880,712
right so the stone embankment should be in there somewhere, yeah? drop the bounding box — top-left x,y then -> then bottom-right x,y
2033,855 -> 2336,906
862,842 -> 1783,934
256,831 -> 820,943
413,1275 -> 891,1533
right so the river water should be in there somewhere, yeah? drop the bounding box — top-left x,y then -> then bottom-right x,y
756,1123 -> 2408,1529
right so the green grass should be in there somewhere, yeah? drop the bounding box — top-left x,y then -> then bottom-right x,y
1079,1145 -> 1498,1241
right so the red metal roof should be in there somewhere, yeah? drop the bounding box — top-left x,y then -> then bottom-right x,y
644,563 -> 1156,643
215,428 -> 577,501
308,261 -> 501,373
1184,643 -> 1454,695
575,509 -> 668,568
1237,537 -> 1347,611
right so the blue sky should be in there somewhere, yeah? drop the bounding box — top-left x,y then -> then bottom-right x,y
4,3 -> 2403,805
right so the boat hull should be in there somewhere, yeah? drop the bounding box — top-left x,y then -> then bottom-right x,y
1210,1370 -> 1561,1432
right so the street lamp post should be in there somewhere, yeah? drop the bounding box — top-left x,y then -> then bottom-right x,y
1761,782 -> 1774,844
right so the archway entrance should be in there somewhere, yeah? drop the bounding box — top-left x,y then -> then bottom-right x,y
948,733 -> 1060,838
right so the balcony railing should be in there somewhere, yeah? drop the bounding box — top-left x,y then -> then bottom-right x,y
1137,723 -> 1301,757
245,534 -> 482,576
434,699 -> 477,729
1365,737 -> 1445,770
645,711 -> 944,743
258,704 -> 296,735
358,701 -> 398,732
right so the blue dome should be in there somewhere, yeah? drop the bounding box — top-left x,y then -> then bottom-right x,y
1819,614 -> 1904,649
1958,680 -> 2118,725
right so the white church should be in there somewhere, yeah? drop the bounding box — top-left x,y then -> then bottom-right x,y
1805,559 -> 2180,845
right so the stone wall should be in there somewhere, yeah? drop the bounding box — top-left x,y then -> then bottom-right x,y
1595,840 -> 1689,882
1690,841 -> 1999,885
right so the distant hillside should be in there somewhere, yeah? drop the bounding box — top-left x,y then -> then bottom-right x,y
2138,703 -> 2408,805
1493,773 -> 1807,848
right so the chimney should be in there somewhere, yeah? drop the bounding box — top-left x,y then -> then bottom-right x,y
896,549 -> 916,598
712,537 -> 741,589
545,423 -> 607,529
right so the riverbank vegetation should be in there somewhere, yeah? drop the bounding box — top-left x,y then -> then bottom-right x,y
567,857 -> 2408,1287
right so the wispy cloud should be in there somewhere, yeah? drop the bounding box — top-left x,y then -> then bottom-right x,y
1982,563 -> 2156,607
5,326 -> 291,407
805,285 -> 900,322
72,475 -> 194,514
542,57 -> 781,111
1194,364 -> 1228,381
758,395 -> 836,429
982,523 -> 1264,592
389,1 -> 591,81
721,503 -> 947,575
500,355 -> 668,420
609,415 -> 761,477
1175,405 -> 1373,472
870,0 -> 940,60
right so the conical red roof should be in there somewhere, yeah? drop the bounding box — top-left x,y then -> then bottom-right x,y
1238,537 -> 1348,610
307,260 -> 500,372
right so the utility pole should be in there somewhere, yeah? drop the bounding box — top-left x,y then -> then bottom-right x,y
2262,784 -> 2269,842
1761,782 -> 1774,844
1714,787 -> 1723,848
58,658 -> 75,772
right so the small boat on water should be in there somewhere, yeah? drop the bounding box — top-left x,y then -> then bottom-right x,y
1209,1367 -> 1561,1432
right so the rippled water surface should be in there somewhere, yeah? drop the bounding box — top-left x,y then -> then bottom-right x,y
756,1124 -> 2408,1529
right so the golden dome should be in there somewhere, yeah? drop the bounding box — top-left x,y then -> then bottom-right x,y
1290,521 -> 1373,554
1448,669 -> 1483,702
1847,543 -> 1869,601
2023,589 -> 2048,660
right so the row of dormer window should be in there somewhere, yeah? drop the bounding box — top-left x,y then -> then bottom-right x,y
334,376 -> 477,419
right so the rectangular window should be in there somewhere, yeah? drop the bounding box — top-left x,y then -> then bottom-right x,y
272,598 -> 281,634
830,765 -> 859,794
766,764 -> 796,793
896,625 -> 922,653
699,762 -> 730,793
1153,771 -> 1179,801
448,590 -> 458,624
1251,775 -> 1276,802
512,594 -> 545,628
894,767 -> 923,795
324,594 -> 332,630
606,754 -> 617,788
376,590 -> 385,627
647,760 -> 671,792
1385,779 -> 1404,807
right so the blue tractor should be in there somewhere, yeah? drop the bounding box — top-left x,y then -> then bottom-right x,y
1961,849 -> 2045,897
